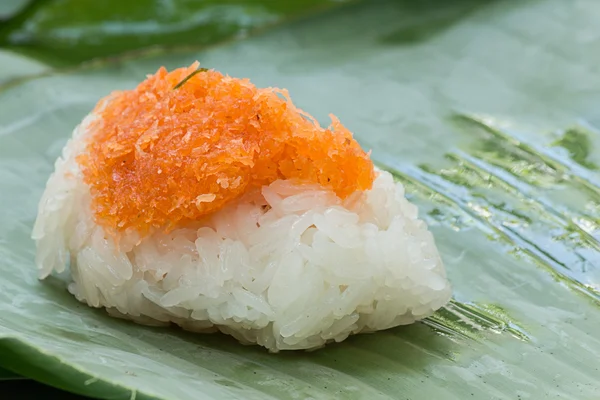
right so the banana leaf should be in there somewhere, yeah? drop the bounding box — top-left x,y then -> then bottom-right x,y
0,49 -> 48,84
0,0 -> 352,66
0,0 -> 599,399
0,0 -> 30,20
0,366 -> 22,380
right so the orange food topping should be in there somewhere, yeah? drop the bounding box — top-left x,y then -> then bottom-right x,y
78,62 -> 374,236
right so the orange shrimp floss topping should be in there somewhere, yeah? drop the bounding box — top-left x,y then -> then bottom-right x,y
78,62 -> 375,235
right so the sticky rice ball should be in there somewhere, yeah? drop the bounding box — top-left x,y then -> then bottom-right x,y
32,63 -> 451,351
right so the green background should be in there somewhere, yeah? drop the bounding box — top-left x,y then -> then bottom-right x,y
0,0 -> 598,399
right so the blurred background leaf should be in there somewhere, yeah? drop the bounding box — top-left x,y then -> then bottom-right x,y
0,0 -> 353,66
0,0 -> 31,20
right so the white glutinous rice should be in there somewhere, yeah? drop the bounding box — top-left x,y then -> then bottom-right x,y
33,116 -> 452,352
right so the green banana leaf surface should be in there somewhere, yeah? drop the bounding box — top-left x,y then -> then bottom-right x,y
0,366 -> 22,380
0,0 -> 599,399
0,0 -> 30,20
